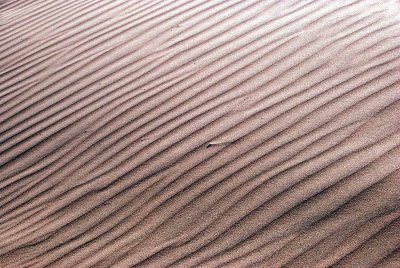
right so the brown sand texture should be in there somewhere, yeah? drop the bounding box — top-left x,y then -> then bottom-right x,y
1,0 -> 400,267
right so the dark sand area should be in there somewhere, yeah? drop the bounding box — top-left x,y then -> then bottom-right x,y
0,0 -> 400,267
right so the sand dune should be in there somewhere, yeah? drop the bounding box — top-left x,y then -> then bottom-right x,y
0,0 -> 400,267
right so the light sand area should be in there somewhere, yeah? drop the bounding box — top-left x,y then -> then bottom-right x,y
0,0 -> 400,267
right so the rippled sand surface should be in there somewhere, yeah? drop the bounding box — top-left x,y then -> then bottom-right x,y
1,0 -> 400,267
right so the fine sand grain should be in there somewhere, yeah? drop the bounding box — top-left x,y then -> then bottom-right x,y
1,0 -> 400,267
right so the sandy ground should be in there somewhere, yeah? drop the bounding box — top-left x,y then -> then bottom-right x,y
0,0 -> 400,267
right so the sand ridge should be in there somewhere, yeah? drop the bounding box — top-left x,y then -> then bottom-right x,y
0,0 -> 400,267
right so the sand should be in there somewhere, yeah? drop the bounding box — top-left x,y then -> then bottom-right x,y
0,0 -> 399,267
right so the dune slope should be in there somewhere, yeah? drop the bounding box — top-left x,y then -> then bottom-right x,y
1,0 -> 400,267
